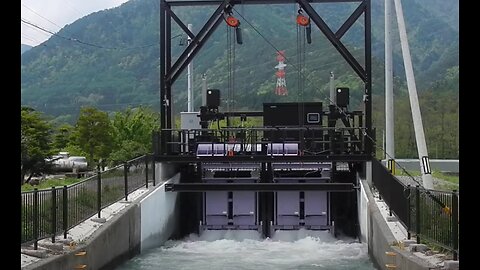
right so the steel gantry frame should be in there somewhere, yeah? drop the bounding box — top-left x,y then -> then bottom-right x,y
159,0 -> 373,155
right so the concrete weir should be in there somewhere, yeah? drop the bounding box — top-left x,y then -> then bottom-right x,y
23,162 -> 444,270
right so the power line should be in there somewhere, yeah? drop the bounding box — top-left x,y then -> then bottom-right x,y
22,33 -> 44,45
21,18 -> 159,50
62,0 -> 86,18
22,22 -> 53,38
21,3 -> 64,31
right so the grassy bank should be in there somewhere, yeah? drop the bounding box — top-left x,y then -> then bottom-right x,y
21,177 -> 84,192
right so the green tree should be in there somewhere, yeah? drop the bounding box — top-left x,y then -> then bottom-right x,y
21,107 -> 53,185
109,107 -> 159,165
76,107 -> 113,165
52,124 -> 74,152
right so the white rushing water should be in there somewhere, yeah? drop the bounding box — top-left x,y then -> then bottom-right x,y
117,229 -> 377,270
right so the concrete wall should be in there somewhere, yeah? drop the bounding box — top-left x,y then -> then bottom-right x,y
140,173 -> 180,251
357,176 -> 369,244
362,179 -> 436,270
23,204 -> 141,270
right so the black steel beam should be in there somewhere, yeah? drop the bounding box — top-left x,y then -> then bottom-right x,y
202,178 -> 259,181
167,2 -> 227,84
273,177 -> 329,181
297,0 -> 366,82
223,111 -> 263,117
171,16 -> 224,83
166,7 -> 196,40
155,154 -> 370,162
335,2 -> 366,39
165,182 -> 355,192
167,0 -> 363,7
166,4 -> 173,129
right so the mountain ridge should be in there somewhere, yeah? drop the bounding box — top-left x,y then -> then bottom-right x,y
21,0 -> 458,118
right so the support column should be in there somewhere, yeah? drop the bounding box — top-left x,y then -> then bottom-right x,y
364,0 -> 373,156
393,0 -> 433,189
385,0 -> 395,161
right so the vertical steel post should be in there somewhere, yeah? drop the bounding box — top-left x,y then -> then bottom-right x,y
33,188 -> 38,250
166,3 -> 172,129
416,185 -> 421,244
145,156 -> 149,188
406,184 -> 411,239
63,185 -> 68,239
385,0 -> 395,161
51,187 -> 57,243
152,155 -> 156,186
452,190 -> 458,260
124,163 -> 128,201
21,193 -> 23,243
97,166 -> 101,218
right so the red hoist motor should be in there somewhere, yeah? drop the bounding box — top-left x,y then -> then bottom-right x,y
296,9 -> 312,44
296,10 -> 310,26
224,12 -> 243,44
225,15 -> 240,28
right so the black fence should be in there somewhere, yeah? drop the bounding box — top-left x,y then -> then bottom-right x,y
372,159 -> 459,259
372,159 -> 410,228
21,154 -> 156,248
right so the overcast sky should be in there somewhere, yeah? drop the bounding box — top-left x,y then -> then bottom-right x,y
21,0 -> 129,47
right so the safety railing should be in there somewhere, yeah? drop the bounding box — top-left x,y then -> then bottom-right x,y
372,159 -> 459,260
154,126 -> 367,157
21,154 -> 155,248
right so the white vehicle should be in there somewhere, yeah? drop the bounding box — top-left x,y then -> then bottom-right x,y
47,152 -> 89,172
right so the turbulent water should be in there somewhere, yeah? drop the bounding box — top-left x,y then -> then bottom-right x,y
116,229 -> 377,270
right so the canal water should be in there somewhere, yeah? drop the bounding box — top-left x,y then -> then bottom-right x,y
116,229 -> 377,270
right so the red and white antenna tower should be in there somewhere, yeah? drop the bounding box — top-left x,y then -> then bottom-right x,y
275,50 -> 288,96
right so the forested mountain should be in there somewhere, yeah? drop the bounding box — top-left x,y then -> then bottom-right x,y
21,44 -> 32,54
21,0 -> 458,157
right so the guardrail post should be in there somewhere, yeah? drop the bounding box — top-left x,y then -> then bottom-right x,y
452,190 -> 458,260
416,185 -> 421,244
406,184 -> 411,239
51,187 -> 57,243
63,185 -> 68,239
97,165 -> 101,218
33,188 -> 38,250
145,155 -> 149,188
124,162 -> 128,201
152,154 -> 156,186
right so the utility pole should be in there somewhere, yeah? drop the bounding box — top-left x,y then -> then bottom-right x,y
393,0 -> 433,189
385,0 -> 395,171
329,71 -> 335,105
202,73 -> 207,107
187,24 -> 194,112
